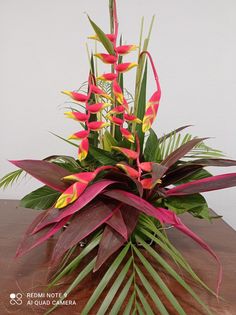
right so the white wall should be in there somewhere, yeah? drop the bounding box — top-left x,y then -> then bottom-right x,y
0,0 -> 236,228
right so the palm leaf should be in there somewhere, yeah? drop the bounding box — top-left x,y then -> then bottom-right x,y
0,169 -> 24,189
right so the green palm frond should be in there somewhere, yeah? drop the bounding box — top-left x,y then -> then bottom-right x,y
46,217 -> 213,315
0,169 -> 24,189
157,131 -> 224,162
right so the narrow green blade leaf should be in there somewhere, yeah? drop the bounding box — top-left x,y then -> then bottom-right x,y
136,301 -> 145,315
0,169 -> 24,189
136,285 -> 155,315
88,16 -> 115,55
110,274 -> 134,315
89,145 -> 118,165
97,257 -> 132,315
81,243 -> 130,314
123,292 -> 135,315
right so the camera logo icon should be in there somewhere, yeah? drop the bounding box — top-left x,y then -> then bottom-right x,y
9,293 -> 23,305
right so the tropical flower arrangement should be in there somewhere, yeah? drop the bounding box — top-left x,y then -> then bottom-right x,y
2,1 -> 236,314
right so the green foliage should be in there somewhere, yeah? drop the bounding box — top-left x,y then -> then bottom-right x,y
0,169 -> 24,189
20,186 -> 61,210
144,129 -> 160,161
88,16 -> 115,55
89,145 -> 118,165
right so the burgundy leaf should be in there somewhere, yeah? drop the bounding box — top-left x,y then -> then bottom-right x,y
94,225 -> 126,272
104,189 -> 222,295
120,204 -> 139,236
188,158 -> 236,167
10,159 -> 71,192
161,138 -> 207,170
51,199 -> 119,264
16,215 -> 71,258
158,125 -> 192,143
32,180 -> 118,233
162,164 -> 203,186
106,206 -> 128,240
166,173 -> 236,196
152,163 -> 168,183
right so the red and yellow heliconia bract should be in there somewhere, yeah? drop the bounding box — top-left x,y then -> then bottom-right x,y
116,45 -> 138,55
90,85 -> 112,100
88,33 -> 116,43
124,113 -> 142,124
86,103 -> 110,114
108,115 -> 124,126
141,177 -> 162,189
139,162 -> 153,172
97,73 -> 118,81
112,146 -> 139,160
87,121 -> 110,131
107,105 -> 125,115
68,130 -> 89,140
55,182 -> 87,209
116,163 -> 139,178
64,111 -> 89,122
61,90 -> 88,102
94,53 -> 118,64
142,91 -> 161,132
120,127 -> 135,143
115,62 -> 138,73
78,137 -> 89,161
113,80 -> 124,104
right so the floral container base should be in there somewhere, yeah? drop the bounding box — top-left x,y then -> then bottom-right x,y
1,1 -> 236,314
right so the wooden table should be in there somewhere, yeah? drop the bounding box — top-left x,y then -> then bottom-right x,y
0,200 -> 235,314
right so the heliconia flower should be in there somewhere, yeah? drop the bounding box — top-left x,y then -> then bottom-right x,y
139,162 -> 152,172
124,113 -> 142,124
108,115 -> 124,126
142,91 -> 161,132
87,121 -> 110,131
107,105 -> 125,115
111,146 -> 139,160
116,45 -> 138,55
90,85 -> 112,100
55,182 -> 87,209
97,73 -> 118,81
64,111 -> 89,122
94,53 -> 118,64
122,98 -> 129,111
113,80 -> 124,104
78,138 -> 89,161
61,90 -> 88,102
120,127 -> 135,143
141,178 -> 162,190
68,130 -> 89,140
88,33 -> 116,43
86,102 -> 110,114
115,62 -> 138,73
116,163 -> 139,178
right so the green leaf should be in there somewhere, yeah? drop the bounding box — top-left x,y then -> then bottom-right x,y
144,129 -> 160,161
136,285 -> 155,315
81,243 -> 130,315
0,169 -> 24,189
136,235 -> 213,315
123,292 -> 135,315
135,266 -> 169,315
20,186 -> 60,210
137,61 -> 148,153
103,130 -> 118,152
164,193 -> 209,215
109,274 -> 134,315
89,145 -> 118,165
88,16 -> 115,55
44,155 -> 81,173
133,244 -> 187,315
97,257 -> 132,315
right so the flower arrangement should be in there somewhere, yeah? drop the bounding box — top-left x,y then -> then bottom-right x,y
1,1 -> 236,314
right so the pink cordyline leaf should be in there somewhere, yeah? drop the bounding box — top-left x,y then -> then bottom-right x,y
16,215 -> 71,258
188,158 -> 236,167
104,189 -> 222,296
166,173 -> 236,196
51,199 -> 118,264
94,225 -> 125,272
9,160 -> 71,192
32,180 -> 118,233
